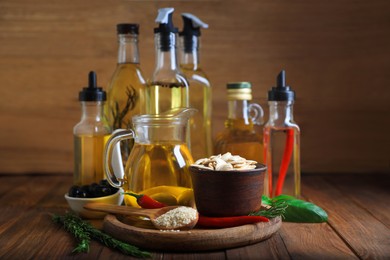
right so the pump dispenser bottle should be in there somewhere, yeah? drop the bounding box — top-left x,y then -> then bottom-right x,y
145,7 -> 189,115
214,82 -> 264,163
74,71 -> 111,186
263,70 -> 301,198
179,13 -> 212,159
105,24 -> 146,158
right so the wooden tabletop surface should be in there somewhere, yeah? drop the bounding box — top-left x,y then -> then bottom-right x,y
0,173 -> 389,259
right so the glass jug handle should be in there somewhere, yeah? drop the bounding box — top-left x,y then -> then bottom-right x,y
248,103 -> 264,125
104,129 -> 134,188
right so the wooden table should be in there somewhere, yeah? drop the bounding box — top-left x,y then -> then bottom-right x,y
0,173 -> 389,259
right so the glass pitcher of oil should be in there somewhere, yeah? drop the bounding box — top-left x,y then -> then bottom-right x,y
104,108 -> 196,207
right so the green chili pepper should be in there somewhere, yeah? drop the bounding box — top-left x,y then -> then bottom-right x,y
262,195 -> 328,223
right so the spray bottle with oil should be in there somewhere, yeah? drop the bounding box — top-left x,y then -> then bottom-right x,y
179,13 -> 212,159
263,70 -> 301,198
145,7 -> 189,115
74,71 -> 111,186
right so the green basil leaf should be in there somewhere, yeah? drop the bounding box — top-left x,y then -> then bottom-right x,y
281,198 -> 328,223
261,195 -> 272,206
273,194 -> 296,201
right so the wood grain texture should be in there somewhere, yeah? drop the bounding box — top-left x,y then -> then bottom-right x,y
103,214 -> 282,252
303,175 -> 390,259
0,0 -> 389,174
1,173 -> 389,258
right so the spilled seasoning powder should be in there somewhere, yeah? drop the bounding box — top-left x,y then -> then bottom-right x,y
154,206 -> 197,230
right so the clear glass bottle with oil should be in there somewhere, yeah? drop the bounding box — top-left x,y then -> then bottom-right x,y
74,71 -> 111,186
145,8 -> 189,116
105,23 -> 146,158
214,82 -> 264,163
263,70 -> 300,198
179,13 -> 212,160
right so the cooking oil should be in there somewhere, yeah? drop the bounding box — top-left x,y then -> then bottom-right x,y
182,72 -> 212,159
179,13 -> 212,159
214,82 -> 264,163
145,82 -> 188,115
105,24 -> 146,159
263,70 -> 301,198
106,63 -> 145,128
73,134 -> 111,185
263,128 -> 300,197
73,71 -> 111,186
122,142 -> 193,207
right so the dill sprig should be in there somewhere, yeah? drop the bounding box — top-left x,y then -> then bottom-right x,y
52,212 -> 150,258
249,199 -> 288,219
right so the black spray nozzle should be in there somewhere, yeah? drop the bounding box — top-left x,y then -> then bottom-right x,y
180,15 -> 201,37
268,70 -> 295,101
179,13 -> 208,53
154,10 -> 178,34
79,71 -> 106,102
154,8 -> 178,51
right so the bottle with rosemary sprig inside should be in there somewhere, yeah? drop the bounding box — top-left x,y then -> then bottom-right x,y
105,23 -> 146,161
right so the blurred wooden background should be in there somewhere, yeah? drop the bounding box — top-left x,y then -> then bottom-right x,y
0,0 -> 389,174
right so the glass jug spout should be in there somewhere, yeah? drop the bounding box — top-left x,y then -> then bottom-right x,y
161,107 -> 198,120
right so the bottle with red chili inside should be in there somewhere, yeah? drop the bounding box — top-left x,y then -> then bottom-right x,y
263,70 -> 301,198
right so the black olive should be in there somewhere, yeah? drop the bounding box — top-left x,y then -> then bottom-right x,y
87,183 -> 99,197
81,185 -> 91,198
68,185 -> 88,198
99,179 -> 109,186
99,185 -> 113,197
111,187 -> 119,195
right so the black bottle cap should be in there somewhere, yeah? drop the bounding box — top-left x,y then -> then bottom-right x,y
154,8 -> 178,51
268,70 -> 295,101
116,23 -> 139,35
79,71 -> 106,102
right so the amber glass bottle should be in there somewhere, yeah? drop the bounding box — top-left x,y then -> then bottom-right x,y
105,23 -> 146,158
214,82 -> 264,163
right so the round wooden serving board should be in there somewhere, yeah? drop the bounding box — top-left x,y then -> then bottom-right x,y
103,214 -> 282,252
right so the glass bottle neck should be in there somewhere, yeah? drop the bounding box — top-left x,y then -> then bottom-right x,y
117,34 -> 140,64
81,101 -> 105,121
154,32 -> 179,71
179,36 -> 200,70
226,99 -> 254,130
268,101 -> 294,125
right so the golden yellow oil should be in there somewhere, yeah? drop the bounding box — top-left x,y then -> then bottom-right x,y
214,119 -> 264,163
122,142 -> 193,207
181,64 -> 212,160
105,63 -> 145,129
145,82 -> 188,115
73,134 -> 111,186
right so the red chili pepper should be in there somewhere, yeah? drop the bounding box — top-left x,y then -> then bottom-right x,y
275,128 -> 294,196
197,215 -> 269,228
124,192 -> 167,209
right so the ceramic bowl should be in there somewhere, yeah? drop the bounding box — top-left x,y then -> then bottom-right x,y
64,188 -> 124,219
189,164 -> 266,217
